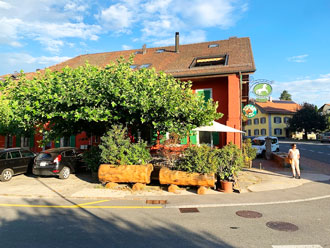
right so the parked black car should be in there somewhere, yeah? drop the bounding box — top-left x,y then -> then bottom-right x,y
0,148 -> 36,182
33,147 -> 84,179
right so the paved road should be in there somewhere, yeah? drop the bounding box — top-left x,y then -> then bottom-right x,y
1,189 -> 330,248
280,141 -> 330,165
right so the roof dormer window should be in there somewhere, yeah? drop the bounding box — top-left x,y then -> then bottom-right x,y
208,44 -> 219,48
139,64 -> 151,69
190,55 -> 228,68
156,49 -> 165,53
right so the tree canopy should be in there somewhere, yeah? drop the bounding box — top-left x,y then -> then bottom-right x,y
0,58 -> 222,143
288,103 -> 326,138
279,90 -> 292,101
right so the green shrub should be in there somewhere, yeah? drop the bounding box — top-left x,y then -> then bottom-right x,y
217,143 -> 244,181
83,146 -> 101,172
174,145 -> 219,174
99,125 -> 151,166
242,138 -> 257,161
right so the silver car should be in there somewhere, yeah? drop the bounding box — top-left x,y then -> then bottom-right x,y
320,132 -> 330,143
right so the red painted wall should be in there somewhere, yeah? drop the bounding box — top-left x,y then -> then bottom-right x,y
191,75 -> 242,148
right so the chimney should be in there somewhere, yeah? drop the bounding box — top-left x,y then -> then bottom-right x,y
142,44 -> 146,55
269,96 -> 273,102
175,32 -> 179,53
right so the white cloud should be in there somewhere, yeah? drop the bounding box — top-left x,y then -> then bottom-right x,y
97,3 -> 134,33
287,54 -> 308,63
0,0 -> 100,52
98,0 -> 246,41
274,74 -> 330,107
0,1 -> 11,9
122,45 -> 133,50
4,53 -> 71,66
151,30 -> 207,46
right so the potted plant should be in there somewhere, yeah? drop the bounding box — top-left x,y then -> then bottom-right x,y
159,145 -> 218,193
242,138 -> 257,168
217,143 -> 244,193
98,125 -> 153,185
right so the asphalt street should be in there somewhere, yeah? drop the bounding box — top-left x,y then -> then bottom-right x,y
280,141 -> 330,165
1,191 -> 330,248
1,181 -> 330,248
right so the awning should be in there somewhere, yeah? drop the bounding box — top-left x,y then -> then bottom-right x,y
193,121 -> 244,133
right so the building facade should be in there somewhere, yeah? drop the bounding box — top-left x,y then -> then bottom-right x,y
1,34 -> 256,151
244,100 -> 301,138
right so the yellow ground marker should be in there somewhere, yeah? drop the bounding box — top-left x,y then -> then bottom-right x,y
0,199 -> 163,209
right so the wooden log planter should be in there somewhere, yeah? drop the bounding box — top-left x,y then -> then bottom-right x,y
98,164 -> 154,189
159,167 -> 215,195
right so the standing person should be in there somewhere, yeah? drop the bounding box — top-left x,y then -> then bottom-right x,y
288,143 -> 301,179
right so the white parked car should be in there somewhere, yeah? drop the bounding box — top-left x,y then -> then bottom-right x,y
252,136 -> 280,156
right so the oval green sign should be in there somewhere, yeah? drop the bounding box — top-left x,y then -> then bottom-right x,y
253,83 -> 272,96
243,104 -> 257,118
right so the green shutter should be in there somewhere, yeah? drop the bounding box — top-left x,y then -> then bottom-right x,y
29,134 -> 34,148
55,138 -> 60,148
212,132 -> 219,146
70,135 -> 76,147
180,132 -> 197,145
16,136 -> 21,147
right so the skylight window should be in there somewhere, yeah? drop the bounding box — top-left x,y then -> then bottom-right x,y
208,44 -> 219,48
139,64 -> 151,69
134,51 -> 142,55
156,49 -> 165,53
190,55 -> 228,68
130,65 -> 138,69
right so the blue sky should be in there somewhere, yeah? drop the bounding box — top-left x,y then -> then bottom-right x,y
0,0 -> 329,107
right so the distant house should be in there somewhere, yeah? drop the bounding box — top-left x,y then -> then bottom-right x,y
244,100 -> 302,138
319,103 -> 330,115
0,33 -> 256,151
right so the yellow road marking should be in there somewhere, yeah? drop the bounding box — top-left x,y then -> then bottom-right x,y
0,203 -> 162,209
76,200 -> 109,206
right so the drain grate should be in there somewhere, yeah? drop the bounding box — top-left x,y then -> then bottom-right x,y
266,221 -> 299,232
146,200 -> 167,205
179,208 -> 199,213
236,210 -> 263,218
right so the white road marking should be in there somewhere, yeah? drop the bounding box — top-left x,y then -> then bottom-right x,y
272,245 -> 322,248
165,194 -> 330,209
308,150 -> 314,152
318,152 -> 324,154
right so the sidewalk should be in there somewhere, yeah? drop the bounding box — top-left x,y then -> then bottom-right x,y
0,158 -> 329,201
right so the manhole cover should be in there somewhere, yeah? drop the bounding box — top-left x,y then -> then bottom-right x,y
236,210 -> 263,218
266,221 -> 299,232
179,208 -> 199,213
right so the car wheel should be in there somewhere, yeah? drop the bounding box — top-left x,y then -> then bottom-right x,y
276,148 -> 280,152
0,168 -> 14,182
59,166 -> 71,179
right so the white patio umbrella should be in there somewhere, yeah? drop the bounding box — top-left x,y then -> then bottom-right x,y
193,121 -> 244,147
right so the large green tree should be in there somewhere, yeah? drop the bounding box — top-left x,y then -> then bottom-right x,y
288,103 -> 326,139
279,90 -> 292,100
1,58 -> 222,143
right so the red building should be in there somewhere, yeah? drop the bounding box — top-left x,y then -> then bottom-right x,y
1,33 -> 255,151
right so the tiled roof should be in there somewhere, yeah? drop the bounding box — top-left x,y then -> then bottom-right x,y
255,100 -> 301,114
3,36 -> 255,80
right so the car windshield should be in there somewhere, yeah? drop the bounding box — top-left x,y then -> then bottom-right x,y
252,139 -> 265,146
35,152 -> 53,160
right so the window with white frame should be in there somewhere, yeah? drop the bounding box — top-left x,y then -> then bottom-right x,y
274,128 -> 282,135
284,117 -> 291,123
253,118 -> 259,125
274,117 -> 282,124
